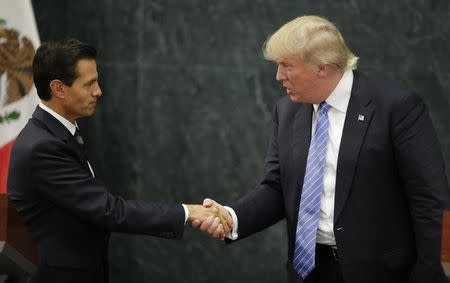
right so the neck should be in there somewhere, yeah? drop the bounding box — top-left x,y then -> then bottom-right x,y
320,69 -> 345,102
42,100 -> 76,124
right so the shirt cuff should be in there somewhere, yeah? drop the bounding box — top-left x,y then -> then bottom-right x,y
181,204 -> 189,225
224,206 -> 238,240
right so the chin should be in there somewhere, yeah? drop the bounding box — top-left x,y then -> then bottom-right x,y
288,94 -> 302,104
83,110 -> 95,117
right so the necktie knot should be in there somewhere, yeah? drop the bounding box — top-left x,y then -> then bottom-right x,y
74,128 -> 84,145
319,101 -> 331,113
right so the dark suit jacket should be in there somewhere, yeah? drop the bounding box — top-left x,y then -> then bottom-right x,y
230,72 -> 450,283
7,106 -> 185,283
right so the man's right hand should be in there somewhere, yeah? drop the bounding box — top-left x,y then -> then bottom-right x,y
189,198 -> 233,240
187,199 -> 233,239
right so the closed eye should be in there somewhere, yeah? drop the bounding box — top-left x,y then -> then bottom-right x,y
84,79 -> 97,87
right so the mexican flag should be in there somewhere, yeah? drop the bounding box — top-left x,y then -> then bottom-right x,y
0,0 -> 40,193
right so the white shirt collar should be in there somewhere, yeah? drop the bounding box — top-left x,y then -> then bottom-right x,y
313,69 -> 354,113
39,102 -> 78,135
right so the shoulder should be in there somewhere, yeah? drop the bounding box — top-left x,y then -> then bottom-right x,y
273,95 -> 305,117
355,71 -> 424,111
274,95 -> 298,111
13,118 -> 71,159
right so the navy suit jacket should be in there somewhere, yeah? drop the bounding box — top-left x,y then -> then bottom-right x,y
230,71 -> 450,283
7,106 -> 185,283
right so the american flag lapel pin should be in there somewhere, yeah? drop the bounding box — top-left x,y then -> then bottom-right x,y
358,114 -> 365,122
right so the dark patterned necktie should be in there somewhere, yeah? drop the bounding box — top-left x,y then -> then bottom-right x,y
74,127 -> 87,158
74,128 -> 84,146
74,127 -> 96,177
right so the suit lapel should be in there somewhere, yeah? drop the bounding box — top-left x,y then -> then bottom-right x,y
32,106 -> 72,143
67,132 -> 93,176
290,104 -> 313,226
32,106 -> 93,175
334,72 -> 374,223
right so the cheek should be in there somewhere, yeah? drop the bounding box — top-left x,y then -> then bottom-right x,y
74,96 -> 86,107
71,94 -> 89,110
285,73 -> 295,84
288,74 -> 301,89
78,92 -> 91,104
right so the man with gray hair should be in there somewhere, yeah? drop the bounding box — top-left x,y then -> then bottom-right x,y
193,15 -> 450,283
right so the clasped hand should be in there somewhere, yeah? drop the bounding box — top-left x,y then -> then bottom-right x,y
187,198 -> 232,240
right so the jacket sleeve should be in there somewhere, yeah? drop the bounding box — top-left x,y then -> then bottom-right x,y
31,139 -> 185,239
392,93 -> 450,283
230,102 -> 286,240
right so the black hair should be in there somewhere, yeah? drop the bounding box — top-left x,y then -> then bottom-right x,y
32,38 -> 97,100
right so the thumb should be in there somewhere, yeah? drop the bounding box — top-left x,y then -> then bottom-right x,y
191,219 -> 201,228
203,198 -> 215,207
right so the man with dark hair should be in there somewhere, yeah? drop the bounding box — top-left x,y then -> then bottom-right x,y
7,38 -> 232,283
32,38 -> 98,101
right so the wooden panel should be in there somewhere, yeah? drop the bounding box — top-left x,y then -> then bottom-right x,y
0,194 -> 38,264
0,194 -> 7,240
442,211 -> 450,263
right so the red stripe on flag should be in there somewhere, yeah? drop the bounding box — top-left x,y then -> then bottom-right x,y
0,140 -> 15,194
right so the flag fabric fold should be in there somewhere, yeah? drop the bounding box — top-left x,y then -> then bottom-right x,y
0,0 -> 40,193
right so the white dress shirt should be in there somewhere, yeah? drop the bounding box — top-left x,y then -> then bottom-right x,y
226,70 -> 354,242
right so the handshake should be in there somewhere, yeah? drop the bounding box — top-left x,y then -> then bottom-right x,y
186,198 -> 233,240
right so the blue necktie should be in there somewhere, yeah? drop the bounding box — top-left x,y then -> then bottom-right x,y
293,102 -> 331,279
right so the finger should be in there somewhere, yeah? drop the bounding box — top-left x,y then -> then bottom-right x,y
199,216 -> 214,232
218,211 -> 232,233
223,210 -> 233,227
218,224 -> 225,240
212,224 -> 224,239
217,224 -> 225,240
222,224 -> 231,235
220,226 -> 226,240
207,217 -> 221,235
219,217 -> 230,234
191,219 -> 201,228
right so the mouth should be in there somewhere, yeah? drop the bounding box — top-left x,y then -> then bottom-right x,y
282,85 -> 291,92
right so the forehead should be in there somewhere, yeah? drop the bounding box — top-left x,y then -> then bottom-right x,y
74,59 -> 98,78
276,54 -> 304,65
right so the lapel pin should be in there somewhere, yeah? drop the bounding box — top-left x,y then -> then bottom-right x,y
358,114 -> 365,122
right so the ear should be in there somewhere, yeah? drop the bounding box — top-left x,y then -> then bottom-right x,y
317,64 -> 330,78
49,80 -> 65,99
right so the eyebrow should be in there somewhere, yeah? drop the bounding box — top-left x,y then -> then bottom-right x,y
84,78 -> 98,86
279,61 -> 291,67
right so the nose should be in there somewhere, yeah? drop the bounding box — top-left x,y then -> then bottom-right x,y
276,65 -> 286,81
94,82 -> 102,97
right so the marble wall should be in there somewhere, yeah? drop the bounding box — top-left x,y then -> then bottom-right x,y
31,0 -> 450,282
